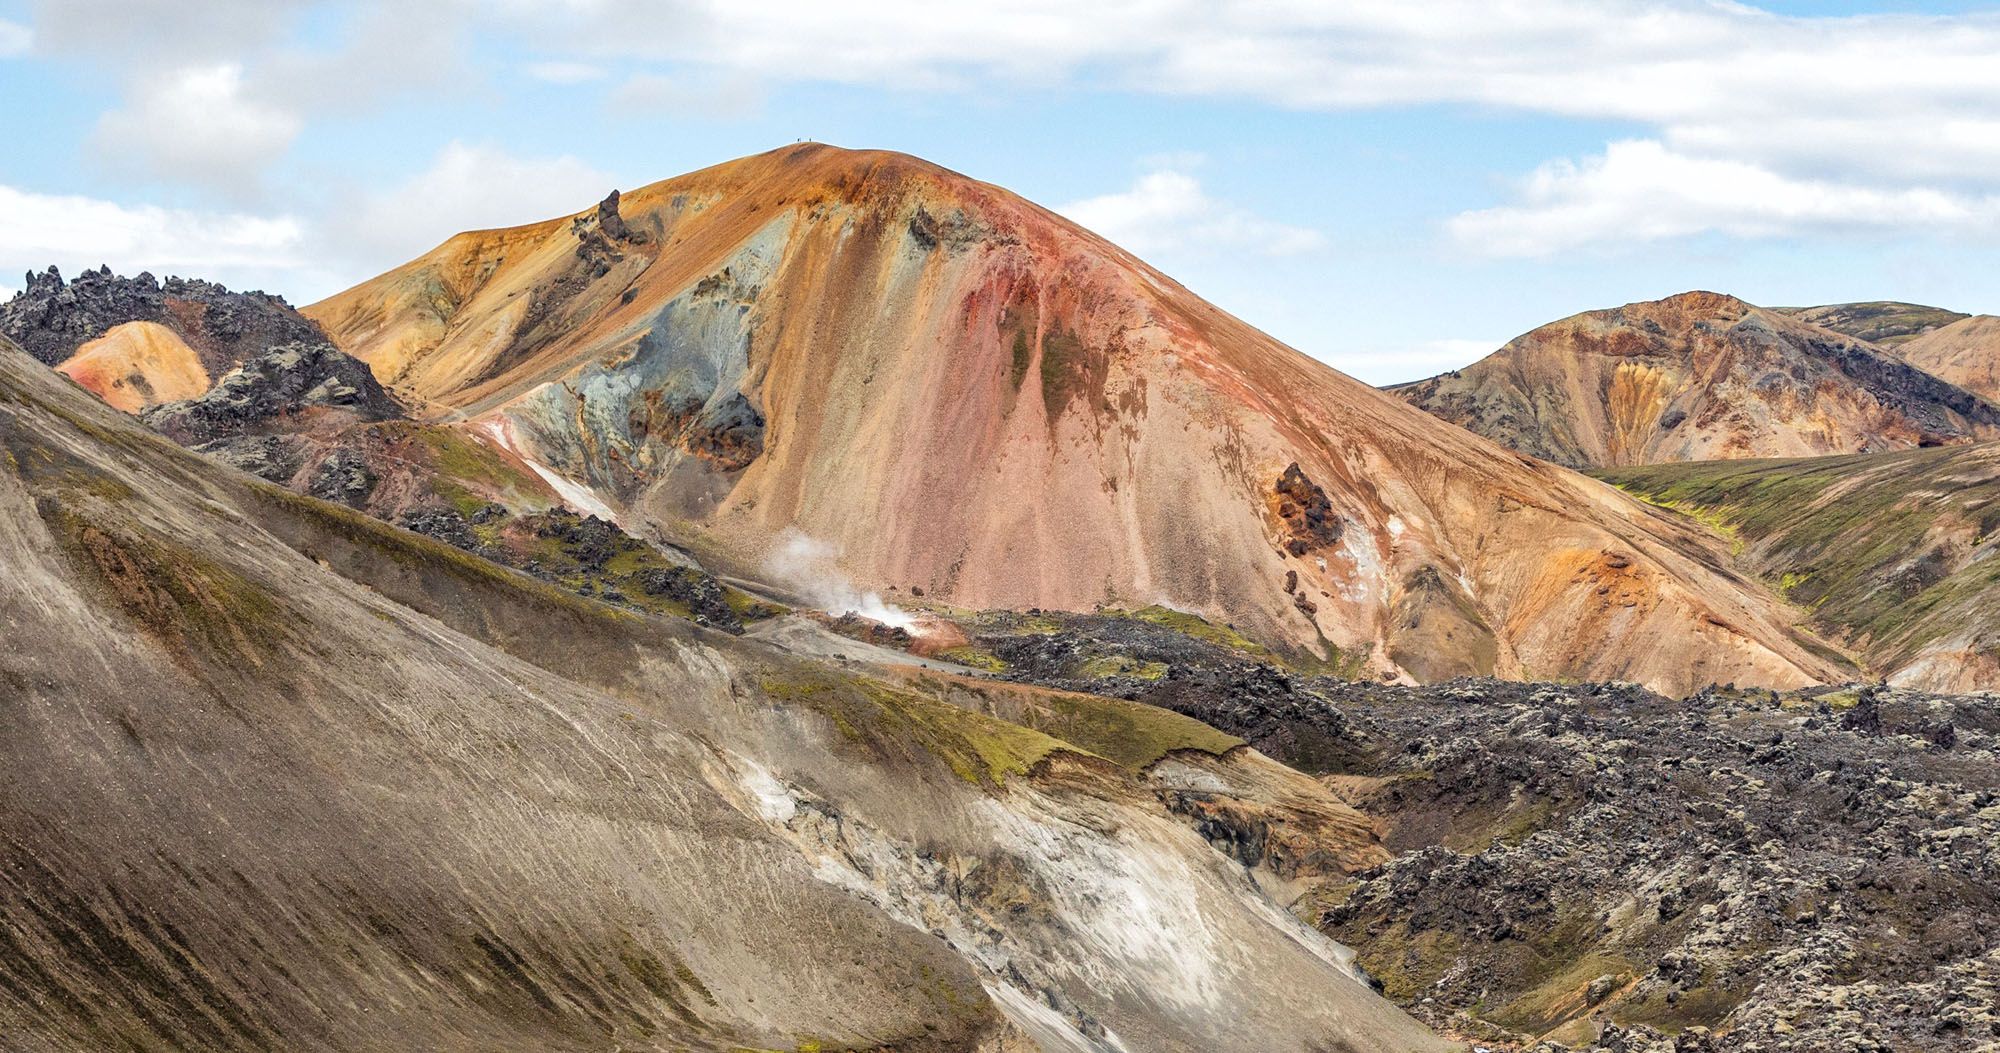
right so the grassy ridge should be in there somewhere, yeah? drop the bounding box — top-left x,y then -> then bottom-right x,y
1597,443 -> 2000,671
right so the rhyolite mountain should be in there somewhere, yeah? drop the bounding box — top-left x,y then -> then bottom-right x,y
55,320 -> 212,412
1392,292 -> 2000,469
1896,314 -> 2000,404
304,145 -> 1852,693
0,331 -> 1447,1051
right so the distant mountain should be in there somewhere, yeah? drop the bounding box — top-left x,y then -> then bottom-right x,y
1392,291 -> 2000,469
304,146 -> 1849,692
1772,300 -> 1968,346
1896,314 -> 2000,403
1600,442 -> 2000,691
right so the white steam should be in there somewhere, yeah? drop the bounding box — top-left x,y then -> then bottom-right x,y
765,530 -> 920,632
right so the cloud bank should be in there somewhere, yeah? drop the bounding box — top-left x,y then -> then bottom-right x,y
1060,163 -> 1326,259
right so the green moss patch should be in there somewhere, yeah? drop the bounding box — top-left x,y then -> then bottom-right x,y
1016,690 -> 1238,770
935,646 -> 1007,673
758,671 -> 1071,788
1116,604 -> 1272,657
1489,953 -> 1635,1036
1076,654 -> 1168,680
40,502 -> 298,673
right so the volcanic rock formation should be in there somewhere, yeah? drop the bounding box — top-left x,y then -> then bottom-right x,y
141,340 -> 403,446
1,265 -> 326,379
1312,677 -> 2000,1052
1393,291 -> 2000,469
306,145 -> 1853,692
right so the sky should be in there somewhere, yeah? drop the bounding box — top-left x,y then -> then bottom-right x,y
3,1 -> 2000,384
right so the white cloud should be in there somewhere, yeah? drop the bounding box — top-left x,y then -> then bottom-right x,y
527,60 -> 606,84
29,0 -> 310,61
339,142 -> 618,264
0,19 -> 31,57
52,1 -> 465,197
483,1 -> 2000,249
1060,165 -> 1325,259
489,2 -> 2000,180
91,64 -> 302,198
256,2 -> 467,116
1448,140 -> 2000,257
0,183 -> 308,288
35,0 -> 2000,253
606,71 -> 763,119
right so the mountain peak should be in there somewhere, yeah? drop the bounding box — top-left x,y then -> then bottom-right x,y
304,153 -> 1847,692
621,143 -> 1005,221
1644,289 -> 1754,318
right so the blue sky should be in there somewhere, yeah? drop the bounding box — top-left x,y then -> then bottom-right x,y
4,1 -> 2000,383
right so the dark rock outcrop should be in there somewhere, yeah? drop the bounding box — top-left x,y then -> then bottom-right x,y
0,266 -> 163,364
143,342 -> 403,445
961,608 -> 1379,775
570,189 -> 651,276
195,433 -> 308,483
594,189 -> 644,244
680,391 -> 766,470
1275,462 -> 1343,556
306,446 -> 380,508
820,611 -> 914,650
0,265 -> 325,372
634,564 -> 744,632
1309,677 -> 2000,1051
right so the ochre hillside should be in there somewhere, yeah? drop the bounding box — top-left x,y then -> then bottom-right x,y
55,320 -> 210,412
1897,314 -> 2000,403
1393,291 -> 2000,469
309,145 -> 1851,692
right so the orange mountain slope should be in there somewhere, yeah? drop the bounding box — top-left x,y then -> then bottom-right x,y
1897,314 -> 2000,403
308,145 -> 1851,692
1392,292 -> 2000,469
56,320 -> 210,412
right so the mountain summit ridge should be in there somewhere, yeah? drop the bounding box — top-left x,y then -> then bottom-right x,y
1392,289 -> 2000,469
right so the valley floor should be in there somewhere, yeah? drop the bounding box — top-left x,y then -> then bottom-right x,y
871,608 -> 2000,1051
